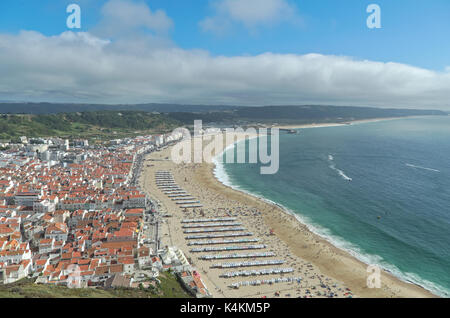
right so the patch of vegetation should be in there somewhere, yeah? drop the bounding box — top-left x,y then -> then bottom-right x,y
0,105 -> 445,141
0,273 -> 191,298
0,111 -> 182,141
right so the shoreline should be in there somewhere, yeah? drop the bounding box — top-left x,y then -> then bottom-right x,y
211,117 -> 439,298
141,119 -> 437,298
271,115 -> 427,130
213,150 -> 441,297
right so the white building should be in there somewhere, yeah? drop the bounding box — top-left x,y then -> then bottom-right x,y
160,247 -> 190,272
33,200 -> 56,214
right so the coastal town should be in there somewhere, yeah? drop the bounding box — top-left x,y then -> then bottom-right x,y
0,126 -> 357,299
0,0 -> 447,303
0,126 -> 432,299
0,131 -> 214,297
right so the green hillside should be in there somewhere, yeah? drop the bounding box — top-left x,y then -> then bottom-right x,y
0,273 -> 191,298
0,111 -> 182,141
1,106 -> 446,142
167,105 -> 447,125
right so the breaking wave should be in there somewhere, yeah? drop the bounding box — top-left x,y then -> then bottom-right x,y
328,154 -> 352,181
406,163 -> 440,173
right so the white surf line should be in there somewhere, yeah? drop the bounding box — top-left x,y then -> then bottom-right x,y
328,154 -> 352,181
406,163 -> 440,173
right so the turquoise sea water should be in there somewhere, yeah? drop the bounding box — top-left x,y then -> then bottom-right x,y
216,116 -> 450,297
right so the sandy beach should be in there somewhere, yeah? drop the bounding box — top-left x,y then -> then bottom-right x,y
272,116 -> 424,130
140,130 -> 436,298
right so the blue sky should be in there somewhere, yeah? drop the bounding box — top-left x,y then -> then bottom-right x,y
0,0 -> 450,108
1,0 -> 449,70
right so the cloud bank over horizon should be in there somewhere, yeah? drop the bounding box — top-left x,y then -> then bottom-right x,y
0,0 -> 449,110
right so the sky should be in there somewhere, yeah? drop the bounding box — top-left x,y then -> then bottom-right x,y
0,0 -> 450,109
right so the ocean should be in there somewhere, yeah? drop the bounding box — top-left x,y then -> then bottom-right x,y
215,116 -> 450,297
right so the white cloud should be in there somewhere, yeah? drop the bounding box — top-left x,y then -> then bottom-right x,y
93,0 -> 173,38
1,30 -> 450,109
200,0 -> 301,34
199,16 -> 233,35
0,0 -> 449,109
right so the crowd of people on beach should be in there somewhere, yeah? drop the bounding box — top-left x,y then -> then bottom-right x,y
145,150 -> 355,298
